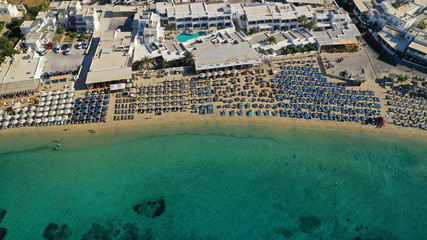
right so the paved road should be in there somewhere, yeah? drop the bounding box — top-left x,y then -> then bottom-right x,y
76,37 -> 100,90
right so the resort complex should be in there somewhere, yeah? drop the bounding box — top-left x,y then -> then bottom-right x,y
0,0 -> 426,133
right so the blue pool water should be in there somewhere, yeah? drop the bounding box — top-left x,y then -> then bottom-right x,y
176,31 -> 206,42
0,123 -> 426,239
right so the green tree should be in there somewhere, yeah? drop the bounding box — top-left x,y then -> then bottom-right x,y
417,21 -> 426,30
182,51 -> 194,66
391,0 -> 400,8
249,28 -> 257,35
166,24 -> 176,31
286,48 -> 295,55
266,36 -> 276,45
161,60 -> 172,69
295,47 -> 302,53
57,28 -> 65,34
69,32 -> 78,39
0,23 -> 4,32
298,15 -> 308,25
132,60 -> 142,71
306,21 -> 317,31
142,56 -> 152,69
259,49 -> 266,55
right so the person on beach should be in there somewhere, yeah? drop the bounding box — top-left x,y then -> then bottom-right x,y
57,138 -> 60,142
93,128 -> 97,133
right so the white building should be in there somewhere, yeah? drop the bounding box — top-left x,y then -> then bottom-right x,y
75,8 -> 100,33
133,10 -> 163,45
405,30 -> 427,66
0,0 -> 21,18
86,30 -> 134,89
156,2 -> 233,30
0,52 -> 45,97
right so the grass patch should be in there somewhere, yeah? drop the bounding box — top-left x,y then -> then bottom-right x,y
53,33 -> 63,42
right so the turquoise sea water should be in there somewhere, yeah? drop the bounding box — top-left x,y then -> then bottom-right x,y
0,123 -> 426,240
176,32 -> 206,42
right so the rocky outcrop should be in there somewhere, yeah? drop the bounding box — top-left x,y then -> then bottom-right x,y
0,209 -> 6,224
133,198 -> 165,218
0,228 -> 7,240
42,223 -> 72,240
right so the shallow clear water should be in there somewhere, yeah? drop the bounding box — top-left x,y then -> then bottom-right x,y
0,123 -> 426,240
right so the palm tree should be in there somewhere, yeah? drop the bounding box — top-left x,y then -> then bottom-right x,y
306,21 -> 317,31
259,49 -> 266,55
417,21 -> 426,30
182,51 -> 194,66
266,36 -> 276,45
161,60 -> 172,69
286,48 -> 294,55
298,15 -> 308,25
249,28 -> 257,35
166,24 -> 176,31
141,56 -> 152,70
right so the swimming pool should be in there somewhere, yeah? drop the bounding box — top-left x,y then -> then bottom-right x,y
176,32 -> 206,43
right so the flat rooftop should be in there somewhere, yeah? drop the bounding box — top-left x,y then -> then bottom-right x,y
193,41 -> 261,69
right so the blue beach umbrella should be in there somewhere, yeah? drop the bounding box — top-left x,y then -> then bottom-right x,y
71,116 -> 77,122
83,98 -> 88,103
102,108 -> 107,112
101,114 -> 106,118
103,101 -> 108,106
86,115 -> 92,120
88,109 -> 94,114
95,108 -> 101,113
75,98 -> 82,103
96,102 -> 101,108
90,97 -> 95,102
93,114 -> 99,118
81,104 -> 87,109
79,116 -> 85,121
73,109 -> 79,114
74,104 -> 80,109
104,95 -> 109,100
88,102 -> 94,108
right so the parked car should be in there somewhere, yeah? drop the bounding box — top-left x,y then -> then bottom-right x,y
82,41 -> 88,49
54,44 -> 61,53
63,49 -> 71,55
75,43 -> 82,49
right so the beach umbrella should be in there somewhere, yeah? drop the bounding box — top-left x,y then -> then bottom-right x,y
28,119 -> 34,124
36,112 -> 43,117
67,98 -> 74,103
88,102 -> 94,108
15,108 -> 22,114
51,105 -> 58,110
39,102 -> 45,107
219,71 -> 224,76
38,106 -> 44,112
61,94 -> 67,99
206,72 -> 212,77
232,69 -> 238,74
96,102 -> 101,108
56,116 -> 62,121
31,106 -> 36,111
45,101 -> 51,106
101,113 -> 106,118
54,95 -> 60,100
66,103 -> 72,109
88,108 -> 94,114
69,92 -> 75,97
36,118 -> 42,124
49,111 -> 56,116
53,100 -> 59,105
103,101 -> 108,106
73,109 -> 79,114
12,120 -> 18,125
83,98 -> 88,103
71,116 -> 77,122
93,113 -> 99,118
96,96 -> 102,101
49,117 -> 56,122
74,104 -> 80,109
81,104 -> 87,109
65,109 -> 71,114
60,99 -> 66,104
21,113 -> 27,118
90,97 -> 95,102
43,112 -> 49,117
225,70 -> 231,75
23,107 -> 28,112
40,97 -> 46,102
104,95 -> 109,100
14,114 -> 20,120
48,91 -> 53,96
29,112 -> 35,117
79,116 -> 84,121
59,104 -> 65,109
80,109 -> 86,114
44,106 -> 50,112
47,95 -> 53,101
3,120 -> 8,126
58,110 -> 64,115
63,115 -> 69,120
86,115 -> 92,120
75,98 -> 82,104
5,115 -> 11,120
200,73 -> 206,78
213,72 -> 218,77
20,119 -> 26,124
41,92 -> 47,96
63,89 -> 69,93
95,108 -> 101,113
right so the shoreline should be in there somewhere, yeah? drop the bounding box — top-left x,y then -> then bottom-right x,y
1,114 -> 426,140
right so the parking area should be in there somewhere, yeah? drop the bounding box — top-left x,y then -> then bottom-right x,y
42,43 -> 87,74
